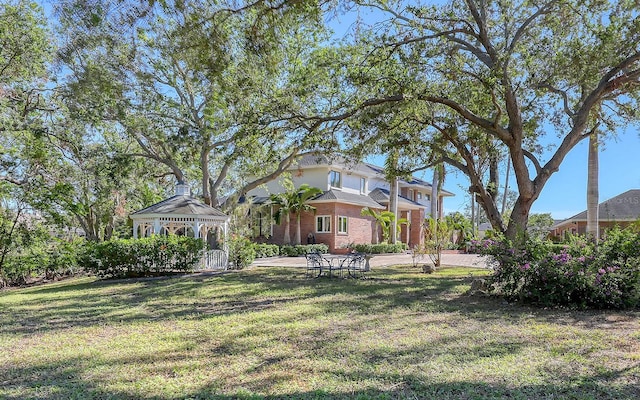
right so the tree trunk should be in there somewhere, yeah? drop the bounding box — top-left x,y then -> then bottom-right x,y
430,168 -> 438,219
201,147 -> 211,205
294,213 -> 301,245
586,131 -> 599,240
501,157 -> 511,215
283,213 -> 291,245
505,197 -> 535,241
389,177 -> 398,244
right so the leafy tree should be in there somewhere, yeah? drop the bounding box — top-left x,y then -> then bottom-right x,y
360,207 -> 384,244
0,1 -> 51,187
586,130 -> 600,240
56,0 -> 332,211
444,211 -> 473,245
339,0 -> 640,241
527,213 -> 555,241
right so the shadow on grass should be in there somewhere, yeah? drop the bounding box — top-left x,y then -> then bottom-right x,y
2,266 -> 640,399
2,265 -> 632,337
2,356 -> 638,400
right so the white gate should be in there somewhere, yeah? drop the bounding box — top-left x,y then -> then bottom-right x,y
198,249 -> 229,270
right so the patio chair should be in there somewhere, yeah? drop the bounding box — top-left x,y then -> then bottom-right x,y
343,253 -> 367,278
304,252 -> 324,278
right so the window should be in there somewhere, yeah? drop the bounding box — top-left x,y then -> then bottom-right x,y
408,189 -> 414,201
338,216 -> 348,234
360,177 -> 366,194
329,170 -> 342,188
316,215 -> 331,233
417,192 -> 423,200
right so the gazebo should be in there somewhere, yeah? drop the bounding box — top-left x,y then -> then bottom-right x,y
130,183 -> 229,250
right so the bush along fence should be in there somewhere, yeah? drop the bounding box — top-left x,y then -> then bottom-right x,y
82,236 -> 204,279
477,227 -> 640,309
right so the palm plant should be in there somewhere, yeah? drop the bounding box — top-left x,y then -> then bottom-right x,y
290,184 -> 323,245
361,207 -> 408,243
271,184 -> 322,245
270,191 -> 296,245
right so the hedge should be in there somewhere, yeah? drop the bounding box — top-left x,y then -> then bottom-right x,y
353,243 -> 407,254
253,243 -> 280,258
82,236 -> 204,279
280,244 -> 329,256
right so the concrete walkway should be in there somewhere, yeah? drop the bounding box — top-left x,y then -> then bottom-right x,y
252,252 -> 489,269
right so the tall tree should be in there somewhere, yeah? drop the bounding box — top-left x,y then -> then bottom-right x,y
56,0 -> 331,210
0,1 -> 51,187
586,130 -> 599,240
339,0 -> 640,240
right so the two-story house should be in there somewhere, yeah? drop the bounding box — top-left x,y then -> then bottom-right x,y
247,154 -> 454,253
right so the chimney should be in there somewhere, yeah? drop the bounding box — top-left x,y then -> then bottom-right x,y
175,182 -> 191,196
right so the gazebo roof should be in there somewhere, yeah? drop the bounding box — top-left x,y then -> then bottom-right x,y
131,195 -> 229,219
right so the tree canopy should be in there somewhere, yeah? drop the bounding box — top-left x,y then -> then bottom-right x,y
1,0 -> 639,243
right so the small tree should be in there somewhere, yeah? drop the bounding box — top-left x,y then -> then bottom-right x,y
423,217 -> 454,271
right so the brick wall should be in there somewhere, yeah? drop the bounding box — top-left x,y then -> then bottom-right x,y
260,201 -> 415,253
410,208 -> 425,248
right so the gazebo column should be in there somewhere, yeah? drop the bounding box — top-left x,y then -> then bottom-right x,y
193,219 -> 200,239
223,222 -> 229,253
133,221 -> 139,239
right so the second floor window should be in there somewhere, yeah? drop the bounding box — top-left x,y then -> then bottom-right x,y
329,170 -> 342,188
360,177 -> 366,193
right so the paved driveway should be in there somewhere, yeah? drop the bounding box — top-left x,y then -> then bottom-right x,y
252,252 -> 489,269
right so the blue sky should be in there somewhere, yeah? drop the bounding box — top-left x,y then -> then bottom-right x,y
436,128 -> 640,220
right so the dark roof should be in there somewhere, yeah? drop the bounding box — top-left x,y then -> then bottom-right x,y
559,189 -> 640,222
131,195 -> 228,218
310,190 -> 385,209
368,188 -> 424,209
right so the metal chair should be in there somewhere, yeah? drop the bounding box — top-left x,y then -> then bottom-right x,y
304,252 -> 323,278
343,253 -> 367,278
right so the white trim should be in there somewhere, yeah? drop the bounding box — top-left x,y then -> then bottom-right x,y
316,215 -> 331,233
337,215 -> 348,234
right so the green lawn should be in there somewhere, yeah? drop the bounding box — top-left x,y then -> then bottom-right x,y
1,265 -> 639,399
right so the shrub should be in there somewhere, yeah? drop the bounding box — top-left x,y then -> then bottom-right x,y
353,243 -> 406,254
478,229 -> 640,309
280,244 -> 329,256
82,236 -> 204,279
228,235 -> 256,269
253,243 -> 280,258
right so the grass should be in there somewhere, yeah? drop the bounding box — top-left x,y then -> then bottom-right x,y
1,265 -> 639,399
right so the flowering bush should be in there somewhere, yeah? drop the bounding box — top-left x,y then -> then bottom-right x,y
478,228 -> 640,309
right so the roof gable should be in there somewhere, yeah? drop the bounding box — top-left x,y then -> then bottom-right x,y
131,195 -> 228,218
559,189 -> 640,222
